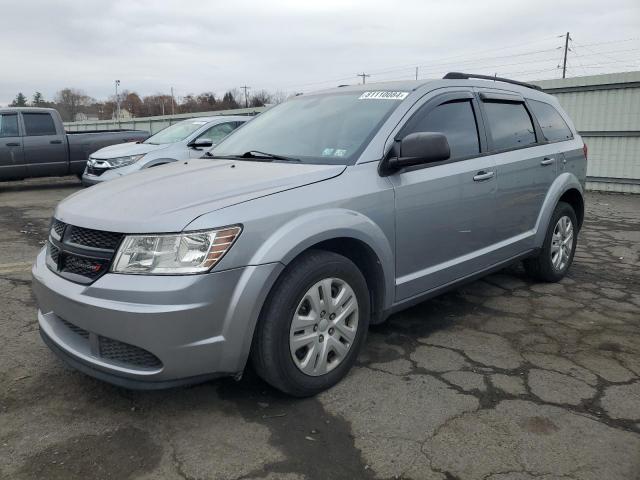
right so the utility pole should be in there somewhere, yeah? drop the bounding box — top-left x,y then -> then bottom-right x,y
241,85 -> 251,108
357,73 -> 370,85
562,32 -> 570,79
415,67 -> 418,80
170,87 -> 175,115
114,80 -> 121,121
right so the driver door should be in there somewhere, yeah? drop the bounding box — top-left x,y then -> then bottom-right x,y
388,91 -> 498,300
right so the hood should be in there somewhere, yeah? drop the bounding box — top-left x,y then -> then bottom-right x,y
56,160 -> 346,232
90,141 -> 168,159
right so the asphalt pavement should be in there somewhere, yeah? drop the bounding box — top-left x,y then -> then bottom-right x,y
1,177 -> 639,480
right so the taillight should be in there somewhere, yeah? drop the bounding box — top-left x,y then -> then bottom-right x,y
582,142 -> 588,160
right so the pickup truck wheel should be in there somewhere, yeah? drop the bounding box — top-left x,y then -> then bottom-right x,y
251,250 -> 370,397
524,201 -> 578,282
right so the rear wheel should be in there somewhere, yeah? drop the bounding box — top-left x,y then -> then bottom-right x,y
523,201 -> 578,282
251,250 -> 370,397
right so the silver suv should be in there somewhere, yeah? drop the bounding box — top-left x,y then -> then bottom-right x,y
32,73 -> 587,396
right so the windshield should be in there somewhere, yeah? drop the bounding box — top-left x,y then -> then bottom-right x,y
212,91 -> 406,164
144,120 -> 209,145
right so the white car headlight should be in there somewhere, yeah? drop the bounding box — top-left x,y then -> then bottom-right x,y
106,154 -> 145,168
111,226 -> 242,275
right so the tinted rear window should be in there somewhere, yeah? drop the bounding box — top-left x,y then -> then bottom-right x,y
23,113 -> 57,136
528,100 -> 573,142
0,114 -> 19,137
484,102 -> 536,151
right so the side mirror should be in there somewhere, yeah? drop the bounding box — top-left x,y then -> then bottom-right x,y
383,132 -> 450,174
189,138 -> 213,149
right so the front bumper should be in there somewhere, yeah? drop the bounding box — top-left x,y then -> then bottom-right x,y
32,249 -> 283,388
82,168 -> 120,186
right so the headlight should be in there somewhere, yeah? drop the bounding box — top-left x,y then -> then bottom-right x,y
111,226 -> 242,275
104,154 -> 145,168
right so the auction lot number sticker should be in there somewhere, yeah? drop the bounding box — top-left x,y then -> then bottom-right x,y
358,91 -> 409,100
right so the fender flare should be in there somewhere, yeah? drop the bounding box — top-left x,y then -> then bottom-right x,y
248,208 -> 396,310
534,172 -> 584,247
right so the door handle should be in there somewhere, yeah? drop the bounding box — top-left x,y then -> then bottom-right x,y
541,157 -> 555,166
473,170 -> 495,182
50,140 -> 63,144
6,142 -> 20,147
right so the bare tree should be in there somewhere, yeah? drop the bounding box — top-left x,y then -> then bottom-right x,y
119,90 -> 143,117
270,90 -> 288,105
249,90 -> 273,107
55,88 -> 92,121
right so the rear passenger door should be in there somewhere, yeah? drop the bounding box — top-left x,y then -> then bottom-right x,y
476,90 -> 554,253
389,91 -> 498,300
0,113 -> 26,180
21,112 -> 68,177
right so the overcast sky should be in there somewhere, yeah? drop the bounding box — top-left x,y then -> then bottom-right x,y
1,0 -> 639,106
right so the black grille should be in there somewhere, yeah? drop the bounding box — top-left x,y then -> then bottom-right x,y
51,219 -> 65,238
58,318 -> 162,370
99,337 -> 162,369
60,318 -> 90,339
86,165 -> 107,177
60,254 -> 107,279
48,242 -> 60,264
68,226 -> 123,250
46,218 -> 123,284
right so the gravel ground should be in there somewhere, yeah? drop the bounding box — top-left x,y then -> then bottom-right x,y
1,176 -> 639,480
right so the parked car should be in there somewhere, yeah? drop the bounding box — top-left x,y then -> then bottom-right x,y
33,73 -> 586,396
82,115 -> 249,185
0,107 -> 148,182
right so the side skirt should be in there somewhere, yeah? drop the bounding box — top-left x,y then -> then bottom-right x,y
382,249 -> 537,320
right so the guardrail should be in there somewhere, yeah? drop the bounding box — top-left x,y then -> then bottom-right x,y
64,107 -> 267,135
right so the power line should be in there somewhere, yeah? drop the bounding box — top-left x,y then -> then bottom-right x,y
266,36 -> 640,93
273,36 -> 564,91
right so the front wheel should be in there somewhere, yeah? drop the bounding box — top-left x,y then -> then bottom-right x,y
523,201 -> 578,282
251,250 -> 370,397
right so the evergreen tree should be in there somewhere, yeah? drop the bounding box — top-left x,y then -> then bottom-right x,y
32,92 -> 45,106
10,93 -> 28,107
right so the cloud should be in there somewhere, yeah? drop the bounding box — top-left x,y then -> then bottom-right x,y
1,0 -> 639,105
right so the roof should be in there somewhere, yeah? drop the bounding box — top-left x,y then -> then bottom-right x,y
0,106 -> 57,114
311,77 -> 551,100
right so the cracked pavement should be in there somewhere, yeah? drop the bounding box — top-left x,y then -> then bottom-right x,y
1,176 -> 639,480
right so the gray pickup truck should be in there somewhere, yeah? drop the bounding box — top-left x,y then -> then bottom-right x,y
0,107 -> 149,182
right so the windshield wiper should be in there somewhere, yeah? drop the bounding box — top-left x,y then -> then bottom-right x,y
241,151 -> 301,162
205,150 -> 300,162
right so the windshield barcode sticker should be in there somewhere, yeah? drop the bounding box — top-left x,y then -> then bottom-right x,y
359,91 -> 409,100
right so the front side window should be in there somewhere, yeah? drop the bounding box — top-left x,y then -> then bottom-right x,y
402,100 -> 480,159
23,113 -> 57,136
483,101 -> 537,151
144,120 -> 210,145
528,100 -> 573,142
213,92 -> 404,165
0,114 -> 19,137
198,122 -> 237,144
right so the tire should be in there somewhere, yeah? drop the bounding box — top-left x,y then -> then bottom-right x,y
523,201 -> 578,282
251,249 -> 370,397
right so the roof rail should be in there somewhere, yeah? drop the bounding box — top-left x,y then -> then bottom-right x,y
443,72 -> 542,91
